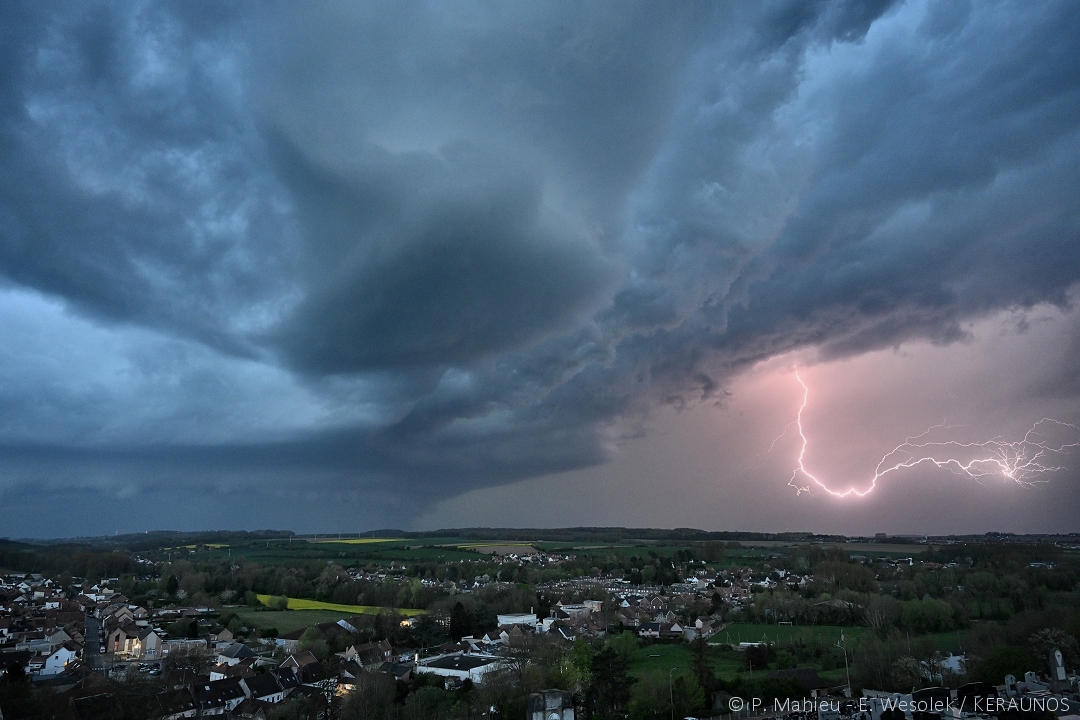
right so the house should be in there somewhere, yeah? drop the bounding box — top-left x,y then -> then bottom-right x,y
106,622 -> 139,655
44,627 -> 72,651
206,627 -> 234,647
161,638 -> 207,656
275,667 -> 302,693
216,642 -> 257,666
377,661 -> 414,682
71,692 -> 117,720
241,673 -> 289,704
684,617 -> 721,641
155,689 -> 198,720
499,625 -> 528,647
280,651 -> 319,674
550,625 -> 576,643
275,627 -> 306,654
191,677 -> 247,715
136,628 -> 163,658
342,640 -> 393,669
232,697 -> 276,720
210,657 -> 257,681
415,653 -> 504,683
295,659 -> 330,686
40,642 -> 79,676
638,622 -> 684,639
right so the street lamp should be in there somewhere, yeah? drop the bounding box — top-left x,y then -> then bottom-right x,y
836,632 -> 851,697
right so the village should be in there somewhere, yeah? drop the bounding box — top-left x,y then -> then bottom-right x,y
1,531 -> 1078,719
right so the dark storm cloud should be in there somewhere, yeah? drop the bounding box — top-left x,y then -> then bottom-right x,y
1,0 -> 1079,534
269,136 -> 614,371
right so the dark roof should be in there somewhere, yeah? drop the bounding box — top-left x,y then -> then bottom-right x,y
287,685 -> 326,699
244,672 -> 284,699
354,640 -> 392,665
377,661 -> 414,681
281,650 -> 318,669
156,688 -> 197,716
192,677 -> 246,709
274,667 -> 301,689
219,643 -> 256,659
422,654 -> 499,672
315,621 -> 352,638
71,693 -> 116,720
298,660 -> 330,684
768,668 -> 831,690
234,697 -> 275,719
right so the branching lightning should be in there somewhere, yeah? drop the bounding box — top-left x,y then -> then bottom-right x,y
782,369 -> 1080,497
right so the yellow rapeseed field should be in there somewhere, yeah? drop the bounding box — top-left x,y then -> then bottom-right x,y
255,594 -> 425,616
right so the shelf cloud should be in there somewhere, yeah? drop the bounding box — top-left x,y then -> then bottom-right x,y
1,0 -> 1078,535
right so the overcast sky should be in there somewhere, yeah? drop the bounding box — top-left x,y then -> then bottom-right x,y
2,0 -> 1079,538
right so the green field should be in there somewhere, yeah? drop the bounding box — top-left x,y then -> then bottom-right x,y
711,623 -> 970,653
309,537 -> 405,545
711,623 -> 868,647
186,537 -> 483,564
628,642 -> 748,680
629,643 -> 693,677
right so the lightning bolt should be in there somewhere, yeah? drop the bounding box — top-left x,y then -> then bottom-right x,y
786,369 -> 1080,497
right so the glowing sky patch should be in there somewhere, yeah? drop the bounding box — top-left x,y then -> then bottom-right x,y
785,369 -> 1080,498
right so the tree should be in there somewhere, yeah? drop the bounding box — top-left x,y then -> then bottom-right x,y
0,660 -> 31,717
604,631 -> 640,663
865,595 -> 900,632
299,627 -> 330,661
587,647 -> 635,719
977,645 -> 1036,685
890,657 -> 922,692
689,636 -> 713,692
449,601 -> 475,641
1029,628 -> 1080,670
162,646 -> 211,683
629,669 -> 702,720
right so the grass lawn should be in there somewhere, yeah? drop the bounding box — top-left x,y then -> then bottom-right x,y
710,623 -> 971,654
711,623 -> 868,647
630,642 -> 747,679
255,594 -> 426,616
629,643 -> 692,677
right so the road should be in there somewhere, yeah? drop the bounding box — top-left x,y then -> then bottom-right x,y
84,613 -> 103,671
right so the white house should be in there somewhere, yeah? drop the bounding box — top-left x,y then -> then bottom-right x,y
416,654 -> 504,683
41,644 -> 78,676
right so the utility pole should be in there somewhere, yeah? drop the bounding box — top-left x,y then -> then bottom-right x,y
669,667 -> 679,720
